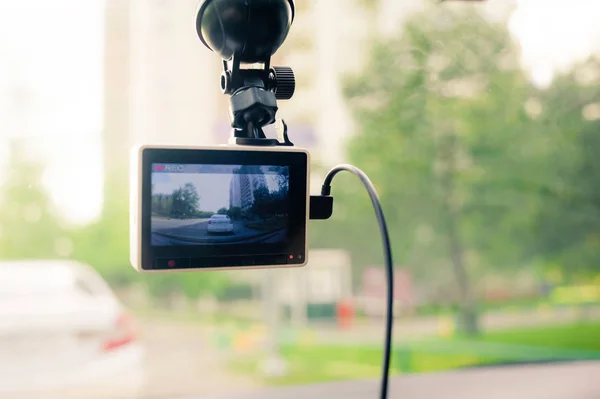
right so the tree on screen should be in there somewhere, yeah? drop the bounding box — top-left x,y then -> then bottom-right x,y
170,183 -> 200,218
251,186 -> 272,220
268,166 -> 289,194
151,193 -> 174,217
268,189 -> 288,217
228,206 -> 243,220
217,208 -> 228,215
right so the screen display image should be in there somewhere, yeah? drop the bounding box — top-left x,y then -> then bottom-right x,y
151,163 -> 290,246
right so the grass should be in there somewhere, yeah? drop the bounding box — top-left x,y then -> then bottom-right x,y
232,347 -> 491,386
230,346 -> 494,386
228,322 -> 600,386
479,322 -> 600,351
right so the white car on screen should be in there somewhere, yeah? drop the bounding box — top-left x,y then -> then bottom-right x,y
207,214 -> 235,234
0,260 -> 145,399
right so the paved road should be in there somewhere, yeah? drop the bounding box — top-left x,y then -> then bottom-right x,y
8,322 -> 260,399
153,218 -> 211,229
151,218 -> 286,245
139,322 -> 259,398
209,361 -> 600,399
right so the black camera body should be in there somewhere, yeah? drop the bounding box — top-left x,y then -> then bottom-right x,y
130,144 -> 310,272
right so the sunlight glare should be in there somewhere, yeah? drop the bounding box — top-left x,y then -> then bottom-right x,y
530,63 -> 554,89
0,0 -> 104,225
509,0 -> 600,87
40,134 -> 105,227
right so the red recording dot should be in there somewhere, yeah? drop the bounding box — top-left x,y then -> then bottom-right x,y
167,260 -> 176,268
289,255 -> 294,260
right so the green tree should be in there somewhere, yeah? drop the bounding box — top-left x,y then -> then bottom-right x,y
532,56 -> 600,280
318,7 -> 538,335
269,189 -> 289,217
228,206 -> 243,220
142,265 -> 232,301
251,186 -> 272,220
268,166 -> 290,193
152,193 -> 173,217
170,183 -> 200,218
71,175 -> 137,287
143,271 -> 230,302
0,140 -> 67,259
181,272 -> 231,300
217,208 -> 228,215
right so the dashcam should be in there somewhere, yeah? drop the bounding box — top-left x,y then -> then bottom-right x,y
130,145 -> 309,272
127,1 -> 395,396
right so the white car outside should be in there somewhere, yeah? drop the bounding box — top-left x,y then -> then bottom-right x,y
0,260 -> 145,399
207,215 -> 235,234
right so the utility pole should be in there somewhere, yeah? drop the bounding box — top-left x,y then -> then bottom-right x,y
260,269 -> 287,377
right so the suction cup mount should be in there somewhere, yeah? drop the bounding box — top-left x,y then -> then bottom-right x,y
196,0 -> 297,146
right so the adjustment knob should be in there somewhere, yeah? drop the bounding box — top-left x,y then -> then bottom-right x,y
270,66 -> 295,100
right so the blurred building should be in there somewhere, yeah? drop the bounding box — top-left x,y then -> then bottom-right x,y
104,0 -> 220,187
271,0 -> 373,167
229,166 -> 268,211
104,0 -> 388,171
129,0 -> 220,146
105,0 -> 519,179
104,0 -> 133,191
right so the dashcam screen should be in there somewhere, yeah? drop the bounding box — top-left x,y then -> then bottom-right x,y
151,163 -> 290,246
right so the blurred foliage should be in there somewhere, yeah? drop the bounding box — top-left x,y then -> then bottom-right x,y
216,282 -> 256,302
0,141 -> 66,259
531,64 -> 600,280
309,6 -> 600,333
70,177 -> 134,286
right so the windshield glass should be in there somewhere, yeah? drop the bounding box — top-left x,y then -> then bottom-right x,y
1,1 -> 599,399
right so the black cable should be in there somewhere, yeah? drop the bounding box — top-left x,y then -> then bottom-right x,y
321,164 -> 394,399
